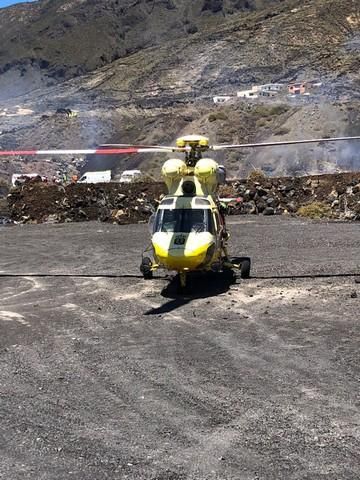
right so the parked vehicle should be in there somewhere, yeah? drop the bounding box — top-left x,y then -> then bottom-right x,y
119,170 -> 142,183
11,173 -> 46,186
77,170 -> 111,183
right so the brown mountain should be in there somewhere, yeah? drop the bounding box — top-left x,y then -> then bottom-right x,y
0,0 -> 283,99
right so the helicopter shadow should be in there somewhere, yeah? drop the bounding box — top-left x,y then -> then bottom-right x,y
144,270 -> 236,315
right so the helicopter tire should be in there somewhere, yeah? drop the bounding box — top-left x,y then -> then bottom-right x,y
240,257 -> 251,279
229,256 -> 251,279
140,257 -> 153,280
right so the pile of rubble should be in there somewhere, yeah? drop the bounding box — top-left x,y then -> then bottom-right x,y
225,172 -> 360,220
7,180 -> 164,224
6,172 -> 360,224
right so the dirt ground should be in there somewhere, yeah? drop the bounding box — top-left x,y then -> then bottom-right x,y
0,217 -> 359,480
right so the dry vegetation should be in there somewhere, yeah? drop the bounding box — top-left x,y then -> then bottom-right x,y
297,202 -> 332,219
247,169 -> 268,183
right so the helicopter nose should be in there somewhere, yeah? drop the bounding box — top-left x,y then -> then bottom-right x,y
167,244 -> 212,270
153,233 -> 215,271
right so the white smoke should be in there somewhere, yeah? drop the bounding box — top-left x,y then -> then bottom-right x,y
336,141 -> 360,171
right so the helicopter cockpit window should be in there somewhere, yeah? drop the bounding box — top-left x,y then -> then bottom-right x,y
155,209 -> 214,234
160,198 -> 175,206
194,198 -> 211,206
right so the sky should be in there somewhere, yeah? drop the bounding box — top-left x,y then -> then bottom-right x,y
0,0 -> 36,8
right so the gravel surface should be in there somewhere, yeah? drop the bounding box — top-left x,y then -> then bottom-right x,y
0,217 -> 359,480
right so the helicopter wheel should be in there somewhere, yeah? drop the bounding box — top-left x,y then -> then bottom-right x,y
140,257 -> 153,280
240,257 -> 251,279
229,256 -> 251,279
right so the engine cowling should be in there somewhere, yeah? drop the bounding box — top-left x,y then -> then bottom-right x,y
161,157 -> 225,196
162,159 -> 187,192
195,158 -> 226,194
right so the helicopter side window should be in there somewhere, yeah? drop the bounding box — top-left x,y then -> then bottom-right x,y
207,211 -> 215,234
155,209 -> 214,234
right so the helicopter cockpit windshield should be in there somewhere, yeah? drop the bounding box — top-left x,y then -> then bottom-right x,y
155,209 -> 214,234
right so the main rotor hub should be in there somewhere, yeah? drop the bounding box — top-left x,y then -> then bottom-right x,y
176,135 -> 210,166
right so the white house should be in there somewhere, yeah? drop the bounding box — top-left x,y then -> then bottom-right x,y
259,90 -> 278,97
213,96 -> 232,104
237,83 -> 284,98
236,88 -> 258,99
259,83 -> 283,92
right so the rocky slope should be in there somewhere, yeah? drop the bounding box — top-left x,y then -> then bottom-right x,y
0,0 -> 283,99
0,0 -> 359,180
7,172 -> 360,223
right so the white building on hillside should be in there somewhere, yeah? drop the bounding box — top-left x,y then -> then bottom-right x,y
213,95 -> 232,104
258,83 -> 283,92
237,83 -> 284,99
237,87 -> 258,99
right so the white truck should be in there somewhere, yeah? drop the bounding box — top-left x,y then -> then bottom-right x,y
119,170 -> 142,183
77,170 -> 111,183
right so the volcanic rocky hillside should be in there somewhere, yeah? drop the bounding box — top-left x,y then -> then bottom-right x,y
0,0 -> 286,99
0,0 -> 359,181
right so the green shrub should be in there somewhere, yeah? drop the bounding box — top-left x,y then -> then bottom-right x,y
274,127 -> 290,136
268,104 -> 289,116
256,118 -> 267,128
208,111 -> 228,122
0,178 -> 9,187
253,104 -> 289,118
297,202 -> 331,219
218,184 -> 237,197
247,168 -> 267,183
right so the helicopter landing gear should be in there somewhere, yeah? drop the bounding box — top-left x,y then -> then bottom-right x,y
179,271 -> 187,289
239,257 -> 251,279
223,256 -> 251,279
140,256 -> 153,279
222,265 -> 236,282
174,271 -> 189,294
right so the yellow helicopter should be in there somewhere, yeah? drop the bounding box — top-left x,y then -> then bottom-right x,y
140,135 -> 247,289
1,133 -> 360,289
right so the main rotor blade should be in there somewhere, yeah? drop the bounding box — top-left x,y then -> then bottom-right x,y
100,143 -> 184,150
211,136 -> 360,150
0,147 -> 182,156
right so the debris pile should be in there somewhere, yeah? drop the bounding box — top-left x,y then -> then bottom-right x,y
225,172 -> 360,220
8,179 -> 164,224
6,172 -> 360,224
